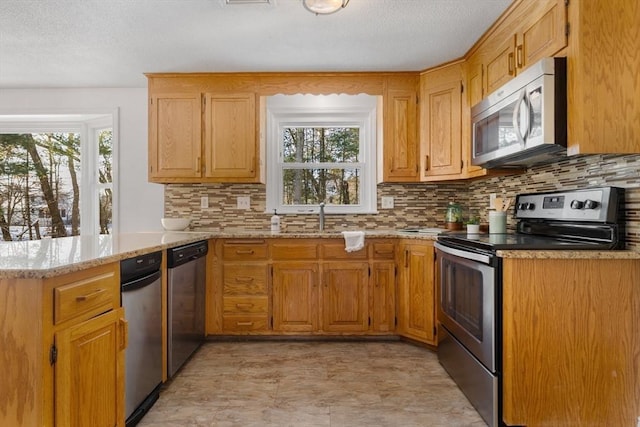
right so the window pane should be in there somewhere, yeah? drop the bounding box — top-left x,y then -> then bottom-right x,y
0,132 -> 80,240
98,130 -> 113,183
283,127 -> 359,163
282,168 -> 360,205
99,188 -> 112,235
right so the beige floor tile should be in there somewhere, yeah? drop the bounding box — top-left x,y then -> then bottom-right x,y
137,341 -> 486,427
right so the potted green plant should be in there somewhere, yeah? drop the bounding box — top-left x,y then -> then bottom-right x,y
465,215 -> 481,234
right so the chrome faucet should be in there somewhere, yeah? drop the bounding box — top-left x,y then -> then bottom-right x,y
319,202 -> 325,232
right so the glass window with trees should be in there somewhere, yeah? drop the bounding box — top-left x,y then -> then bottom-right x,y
266,94 -> 378,214
0,115 -> 114,241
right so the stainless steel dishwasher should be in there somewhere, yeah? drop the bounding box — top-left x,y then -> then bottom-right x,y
120,251 -> 163,427
167,240 -> 208,377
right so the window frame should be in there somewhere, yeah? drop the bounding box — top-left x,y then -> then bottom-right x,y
0,111 -> 118,237
265,94 -> 378,215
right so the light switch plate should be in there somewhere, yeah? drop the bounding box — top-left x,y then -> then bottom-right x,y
200,196 -> 209,209
381,196 -> 394,209
237,196 -> 251,210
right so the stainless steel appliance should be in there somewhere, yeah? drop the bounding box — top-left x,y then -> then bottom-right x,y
167,240 -> 208,378
120,251 -> 163,427
435,187 -> 624,427
471,57 -> 567,169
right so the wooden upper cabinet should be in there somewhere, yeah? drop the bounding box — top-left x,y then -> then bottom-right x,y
567,0 -> 640,154
420,63 -> 463,179
383,86 -> 419,182
204,93 -> 258,181
480,0 -> 567,96
148,93 -> 202,180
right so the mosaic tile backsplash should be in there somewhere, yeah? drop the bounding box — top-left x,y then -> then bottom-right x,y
165,153 -> 640,250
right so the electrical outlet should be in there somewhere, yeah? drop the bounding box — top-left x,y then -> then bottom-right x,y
489,193 -> 497,208
381,196 -> 394,209
200,196 -> 209,209
237,196 -> 250,210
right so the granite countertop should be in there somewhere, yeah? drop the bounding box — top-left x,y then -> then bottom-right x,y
2,229 -> 637,279
0,232 -> 216,279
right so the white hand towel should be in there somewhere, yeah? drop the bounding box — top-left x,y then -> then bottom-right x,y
342,231 -> 365,252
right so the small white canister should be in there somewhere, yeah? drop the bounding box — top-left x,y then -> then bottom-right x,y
488,211 -> 507,233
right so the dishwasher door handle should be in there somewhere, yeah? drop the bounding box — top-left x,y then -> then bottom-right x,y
121,270 -> 162,292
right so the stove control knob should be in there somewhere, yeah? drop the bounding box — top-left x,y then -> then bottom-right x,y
524,202 -> 535,210
517,202 -> 527,211
570,199 -> 584,209
584,199 -> 599,209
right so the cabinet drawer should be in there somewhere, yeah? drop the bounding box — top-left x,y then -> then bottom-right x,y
223,264 -> 268,295
223,240 -> 268,260
53,267 -> 119,325
223,296 -> 268,314
223,315 -> 269,331
322,242 -> 368,259
271,241 -> 318,260
372,242 -> 395,259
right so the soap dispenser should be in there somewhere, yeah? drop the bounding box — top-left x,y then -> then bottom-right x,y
270,210 -> 281,233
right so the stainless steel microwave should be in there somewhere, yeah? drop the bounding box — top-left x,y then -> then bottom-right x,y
471,57 -> 567,168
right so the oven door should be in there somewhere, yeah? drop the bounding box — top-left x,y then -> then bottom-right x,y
435,242 -> 497,372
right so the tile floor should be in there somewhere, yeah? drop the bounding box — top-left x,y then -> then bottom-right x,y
138,340 -> 487,427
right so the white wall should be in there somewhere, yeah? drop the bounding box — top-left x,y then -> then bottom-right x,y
0,88 -> 164,232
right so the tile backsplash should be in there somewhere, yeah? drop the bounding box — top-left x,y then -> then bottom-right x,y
165,153 -> 640,250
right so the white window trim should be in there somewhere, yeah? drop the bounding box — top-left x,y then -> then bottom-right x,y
265,94 -> 378,215
0,110 -> 118,236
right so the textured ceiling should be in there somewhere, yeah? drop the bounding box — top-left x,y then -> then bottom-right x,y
0,0 -> 511,88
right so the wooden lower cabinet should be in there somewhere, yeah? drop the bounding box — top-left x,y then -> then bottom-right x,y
370,261 -> 396,332
397,240 -> 436,345
0,262 -> 125,427
501,257 -> 640,426
321,262 -> 369,333
272,262 -> 319,332
55,308 -> 126,427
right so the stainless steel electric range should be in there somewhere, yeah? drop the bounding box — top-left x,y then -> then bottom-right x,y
434,186 -> 624,427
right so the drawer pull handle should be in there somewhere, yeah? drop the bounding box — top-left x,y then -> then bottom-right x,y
235,276 -> 254,283
76,288 -> 106,302
237,322 -> 254,326
375,250 -> 393,255
235,250 -> 254,255
236,303 -> 254,308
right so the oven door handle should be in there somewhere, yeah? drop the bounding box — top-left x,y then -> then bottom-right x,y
434,242 -> 493,265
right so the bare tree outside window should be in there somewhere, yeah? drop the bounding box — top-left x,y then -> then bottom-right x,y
0,130 -> 113,241
281,127 -> 360,206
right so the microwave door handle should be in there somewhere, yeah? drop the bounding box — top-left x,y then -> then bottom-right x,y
512,89 -> 527,147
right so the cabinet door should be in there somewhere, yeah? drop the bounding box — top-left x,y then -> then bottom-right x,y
272,262 -> 319,332
55,308 -> 126,427
517,0 -> 567,70
204,93 -> 257,181
321,262 -> 369,332
463,58 -> 486,176
485,35 -> 517,95
383,89 -> 419,182
149,93 -> 202,180
398,243 -> 436,344
370,261 -> 396,333
422,78 -> 462,178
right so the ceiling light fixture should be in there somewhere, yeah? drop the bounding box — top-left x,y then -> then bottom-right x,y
303,0 -> 350,15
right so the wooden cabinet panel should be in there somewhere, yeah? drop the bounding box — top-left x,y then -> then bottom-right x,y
271,241 -> 318,260
222,316 -> 269,332
567,0 -> 640,154
322,242 -> 368,260
383,88 -> 419,182
518,0 -> 566,69
222,240 -> 268,260
204,93 -> 257,180
321,262 -> 369,332
55,308 -> 125,427
272,262 -> 319,332
371,241 -> 395,260
53,267 -> 119,325
485,35 -> 517,96
148,93 -> 202,180
222,264 -> 268,295
370,261 -> 395,332
502,257 -> 640,426
223,296 -> 268,314
397,241 -> 436,344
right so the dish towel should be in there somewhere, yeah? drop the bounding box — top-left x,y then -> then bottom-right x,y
342,231 -> 365,253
